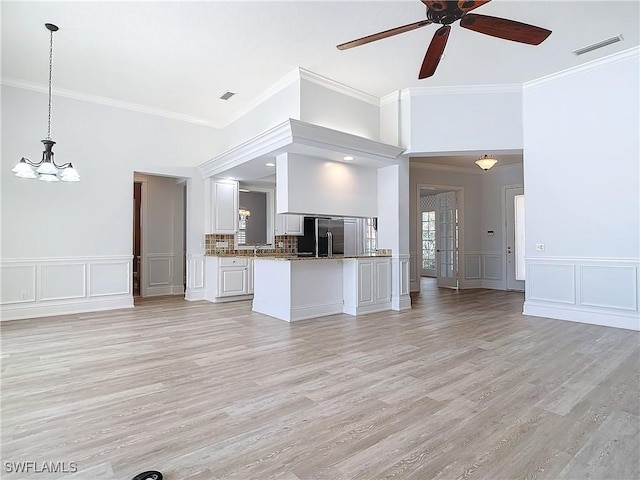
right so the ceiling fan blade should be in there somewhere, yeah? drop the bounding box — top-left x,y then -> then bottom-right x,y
460,13 -> 551,45
457,1 -> 491,12
419,25 -> 451,79
337,19 -> 433,50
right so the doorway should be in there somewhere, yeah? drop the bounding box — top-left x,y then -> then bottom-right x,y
418,185 -> 463,290
505,186 -> 525,291
133,182 -> 142,297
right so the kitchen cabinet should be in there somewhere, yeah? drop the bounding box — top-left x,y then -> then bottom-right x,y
207,178 -> 239,234
205,257 -> 253,302
275,214 -> 304,236
343,257 -> 391,315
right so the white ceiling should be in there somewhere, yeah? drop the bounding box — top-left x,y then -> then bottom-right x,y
2,1 -> 638,128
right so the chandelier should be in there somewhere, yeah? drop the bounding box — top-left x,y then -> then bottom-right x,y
11,23 -> 80,182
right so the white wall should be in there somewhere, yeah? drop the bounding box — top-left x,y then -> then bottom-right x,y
221,80 -> 301,152
1,85 -> 219,319
522,50 -> 639,331
407,87 -> 523,153
276,152 -> 378,218
300,79 -> 380,141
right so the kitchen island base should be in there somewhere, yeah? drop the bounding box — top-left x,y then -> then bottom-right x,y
252,256 -> 392,322
252,258 -> 344,322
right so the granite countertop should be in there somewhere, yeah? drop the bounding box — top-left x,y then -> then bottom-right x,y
206,253 -> 392,260
256,253 -> 392,261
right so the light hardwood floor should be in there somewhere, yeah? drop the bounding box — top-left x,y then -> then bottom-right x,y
2,280 -> 639,480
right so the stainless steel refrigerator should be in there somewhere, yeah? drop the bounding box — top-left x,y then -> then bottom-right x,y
299,217 -> 344,257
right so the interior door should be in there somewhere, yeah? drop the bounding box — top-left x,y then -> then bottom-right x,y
436,191 -> 458,288
506,187 -> 525,291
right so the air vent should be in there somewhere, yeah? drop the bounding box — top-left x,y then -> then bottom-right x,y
573,35 -> 623,56
219,91 -> 236,100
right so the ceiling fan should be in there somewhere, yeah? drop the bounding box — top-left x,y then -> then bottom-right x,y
337,0 -> 551,79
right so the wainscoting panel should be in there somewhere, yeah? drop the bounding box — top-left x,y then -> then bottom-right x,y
148,255 -> 173,287
524,257 -> 639,331
89,262 -> 130,297
527,263 -> 575,304
580,265 -> 637,311
1,264 -> 36,304
409,252 -> 419,292
465,254 -> 482,280
483,255 -> 502,281
0,256 -> 133,321
40,263 -> 86,301
185,254 -> 206,301
460,252 -> 504,290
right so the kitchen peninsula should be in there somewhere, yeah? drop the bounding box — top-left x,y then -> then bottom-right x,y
252,253 -> 392,322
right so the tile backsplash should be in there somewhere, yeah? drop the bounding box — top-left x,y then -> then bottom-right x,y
204,234 -> 298,256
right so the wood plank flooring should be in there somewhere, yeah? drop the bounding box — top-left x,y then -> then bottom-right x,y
1,281 -> 639,480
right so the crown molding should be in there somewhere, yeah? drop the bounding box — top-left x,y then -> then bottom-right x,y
379,89 -> 412,106
524,46 -> 640,89
1,76 -> 221,129
298,68 -> 380,106
406,83 -> 522,97
198,118 -> 405,178
198,119 -> 293,177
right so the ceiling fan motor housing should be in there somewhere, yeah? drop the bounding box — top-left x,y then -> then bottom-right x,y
425,2 -> 466,25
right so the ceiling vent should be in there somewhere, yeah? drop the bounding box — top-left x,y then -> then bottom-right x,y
573,35 -> 623,56
219,91 -> 236,101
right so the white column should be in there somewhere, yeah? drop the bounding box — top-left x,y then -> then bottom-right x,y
377,158 -> 411,311
185,174 -> 207,301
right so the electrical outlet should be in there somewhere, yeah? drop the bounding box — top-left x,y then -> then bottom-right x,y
535,243 -> 545,251
20,291 -> 28,300
216,241 -> 228,248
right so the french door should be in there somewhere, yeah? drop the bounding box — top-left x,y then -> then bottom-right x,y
436,191 -> 458,288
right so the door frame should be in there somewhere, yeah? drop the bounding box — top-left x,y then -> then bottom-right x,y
416,184 -> 465,291
502,184 -> 525,291
133,175 -> 148,297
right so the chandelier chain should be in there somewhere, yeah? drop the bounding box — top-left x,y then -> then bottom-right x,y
47,28 -> 54,140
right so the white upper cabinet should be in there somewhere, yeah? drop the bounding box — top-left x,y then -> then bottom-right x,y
276,214 -> 304,236
207,178 -> 239,234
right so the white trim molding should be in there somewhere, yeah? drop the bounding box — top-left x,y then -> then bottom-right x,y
524,256 -> 640,331
1,76 -> 221,128
391,254 -> 412,311
185,254 -> 206,301
1,255 -> 133,321
524,46 -> 640,90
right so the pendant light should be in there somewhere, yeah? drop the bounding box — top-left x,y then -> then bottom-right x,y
11,23 -> 80,182
475,154 -> 498,171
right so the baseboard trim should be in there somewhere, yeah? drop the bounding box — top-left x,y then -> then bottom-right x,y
523,301 -> 640,331
185,288 -> 207,301
343,301 -> 392,316
0,296 -> 134,322
392,294 -> 412,311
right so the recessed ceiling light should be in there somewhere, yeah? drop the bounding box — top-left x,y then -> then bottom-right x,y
343,156 -> 354,161
265,162 -> 276,167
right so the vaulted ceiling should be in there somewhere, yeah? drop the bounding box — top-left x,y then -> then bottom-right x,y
2,1 -> 638,128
